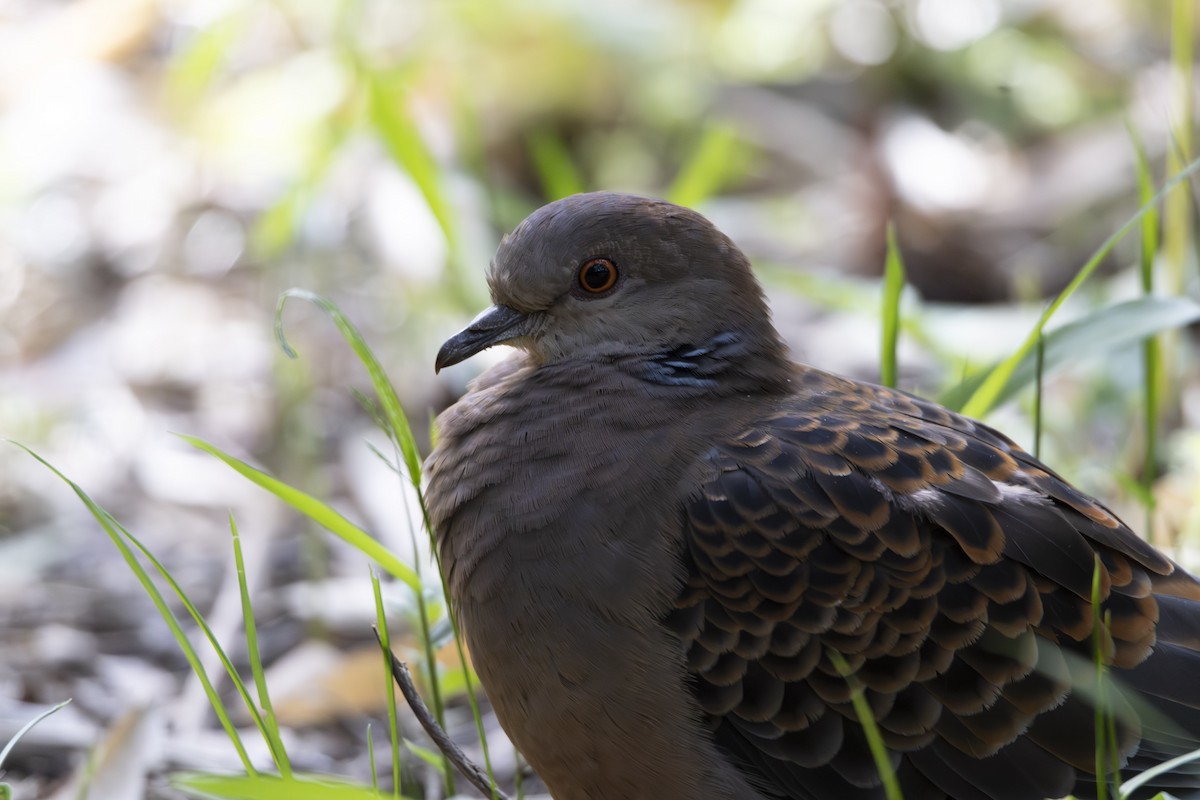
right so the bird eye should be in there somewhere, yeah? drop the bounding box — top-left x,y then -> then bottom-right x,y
577,258 -> 618,294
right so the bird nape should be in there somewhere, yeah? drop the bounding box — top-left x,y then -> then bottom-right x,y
424,192 -> 1200,800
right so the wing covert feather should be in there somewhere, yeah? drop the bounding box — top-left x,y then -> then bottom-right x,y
669,374 -> 1200,800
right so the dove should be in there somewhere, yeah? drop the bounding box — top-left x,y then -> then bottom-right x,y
424,192 -> 1200,800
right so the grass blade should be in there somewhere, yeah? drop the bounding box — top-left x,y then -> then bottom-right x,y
277,290 -> 500,795
1129,122 -> 1163,538
367,723 -> 378,795
163,9 -> 247,108
352,57 -> 475,308
179,434 -> 421,592
1165,0 -> 1194,291
275,289 -> 454,790
1119,746 -> 1200,798
372,571 -> 407,797
375,648 -> 509,800
276,290 -> 423,487
15,445 -> 258,776
175,772 -> 409,799
827,650 -> 903,800
231,514 -> 291,779
960,154 -> 1200,418
528,128 -> 586,199
0,700 -> 71,769
360,66 -> 455,252
880,223 -> 906,388
403,741 -> 446,771
1032,334 -> 1045,459
940,296 -> 1200,412
1092,555 -> 1119,800
667,125 -> 741,208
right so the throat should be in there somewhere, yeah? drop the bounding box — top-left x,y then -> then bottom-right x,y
634,331 -> 789,392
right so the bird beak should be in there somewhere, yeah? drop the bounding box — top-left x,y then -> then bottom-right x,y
435,304 -> 533,372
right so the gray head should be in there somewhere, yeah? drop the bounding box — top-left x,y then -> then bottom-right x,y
435,192 -> 784,371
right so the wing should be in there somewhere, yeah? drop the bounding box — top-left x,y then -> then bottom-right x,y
666,368 -> 1200,800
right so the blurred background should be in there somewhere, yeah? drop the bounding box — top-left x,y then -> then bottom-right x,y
0,0 -> 1197,797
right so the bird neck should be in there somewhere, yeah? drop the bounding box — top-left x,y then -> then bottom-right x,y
631,327 -> 792,395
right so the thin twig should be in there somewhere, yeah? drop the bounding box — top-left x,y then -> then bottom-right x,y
373,628 -> 512,800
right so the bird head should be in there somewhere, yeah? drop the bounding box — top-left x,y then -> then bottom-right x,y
436,192 -> 781,372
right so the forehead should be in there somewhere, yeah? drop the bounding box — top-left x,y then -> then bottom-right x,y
501,193 -> 701,264
516,193 -> 667,251
483,193 -> 718,309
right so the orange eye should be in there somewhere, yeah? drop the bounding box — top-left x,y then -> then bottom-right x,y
577,257 -> 618,294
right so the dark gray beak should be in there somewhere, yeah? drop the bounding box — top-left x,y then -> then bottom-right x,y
435,304 -> 532,372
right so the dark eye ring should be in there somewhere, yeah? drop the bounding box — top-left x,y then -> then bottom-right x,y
577,257 -> 618,294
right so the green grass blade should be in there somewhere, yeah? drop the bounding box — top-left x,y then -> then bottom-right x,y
118,520 -> 273,772
880,223 -> 906,388
528,128 -> 586,199
15,445 -> 258,776
367,723 -> 378,795
1165,0 -> 1194,291
351,56 -> 475,307
1092,555 -> 1117,800
514,752 -> 526,800
940,296 -> 1200,412
402,740 -> 448,771
0,700 -> 71,769
1120,746 -> 1200,799
1032,334 -> 1045,459
436,587 -> 497,797
389,478 -> 453,794
827,650 -> 903,800
372,571 -> 407,798
406,483 -> 499,798
360,67 -> 455,251
276,293 -> 478,793
960,154 -> 1200,418
275,290 -> 456,788
163,10 -> 246,107
1130,125 -> 1163,291
179,434 -> 420,592
276,290 -> 423,488
1129,122 -> 1163,538
276,290 -> 500,794
667,125 -> 741,208
230,515 -> 291,779
759,264 -> 954,369
175,772 -> 407,799
277,293 -> 501,792
252,138 -> 341,258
